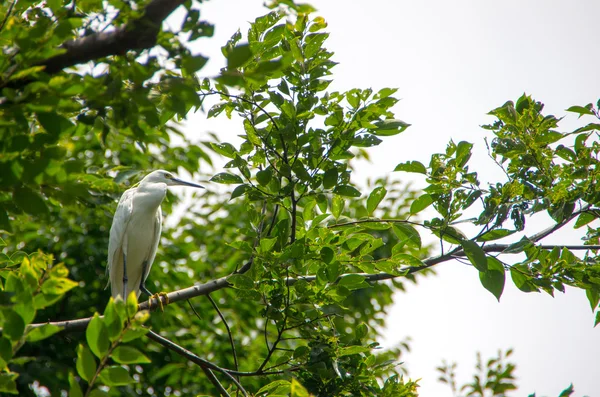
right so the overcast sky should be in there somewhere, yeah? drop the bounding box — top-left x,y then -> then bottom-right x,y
179,0 -> 600,395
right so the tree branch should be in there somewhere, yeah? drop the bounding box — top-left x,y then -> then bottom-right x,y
146,329 -> 246,397
23,244 -> 600,333
8,0 -> 185,87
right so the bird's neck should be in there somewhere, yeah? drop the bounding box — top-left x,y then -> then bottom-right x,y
134,183 -> 167,211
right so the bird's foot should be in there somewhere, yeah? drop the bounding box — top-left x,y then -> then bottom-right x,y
147,292 -> 169,312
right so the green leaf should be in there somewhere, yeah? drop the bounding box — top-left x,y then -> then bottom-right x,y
558,384 -> 574,397
476,228 -> 515,242
0,338 -> 12,366
227,44 -> 253,69
332,195 -> 345,219
41,277 -> 78,295
259,237 -> 277,253
410,194 -> 433,214
126,291 -> 138,317
231,184 -> 250,199
111,346 -> 151,364
210,172 -> 243,184
323,168 -> 338,189
182,55 -> 208,74
13,186 -> 48,216
510,267 -> 538,293
333,185 -> 361,198
338,345 -> 371,356
479,257 -> 505,301
257,380 -> 291,395
574,212 -> 596,229
26,324 -> 62,342
210,142 -> 237,158
455,141 -> 473,167
392,253 -> 425,267
86,313 -> 109,358
290,378 -> 310,397
76,344 -> 97,382
98,366 -> 135,386
2,310 -> 25,341
228,274 -> 254,289
338,274 -> 366,287
103,298 -> 124,342
394,160 -> 427,174
68,372 -> 83,397
37,112 -> 75,136
566,105 -> 594,117
367,187 -> 387,214
256,169 -> 272,186
0,372 -> 18,394
371,119 -> 410,136
585,289 -> 599,311
461,240 -> 488,271
320,247 -> 334,264
503,237 -> 532,254
121,327 -> 149,343
392,224 -> 421,249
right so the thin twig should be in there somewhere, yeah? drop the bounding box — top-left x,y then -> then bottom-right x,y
207,294 -> 239,374
146,330 -> 247,397
0,1 -> 16,33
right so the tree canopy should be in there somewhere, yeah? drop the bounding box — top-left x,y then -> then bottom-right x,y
0,0 -> 599,396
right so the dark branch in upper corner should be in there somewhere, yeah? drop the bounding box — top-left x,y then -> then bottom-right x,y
8,0 -> 185,87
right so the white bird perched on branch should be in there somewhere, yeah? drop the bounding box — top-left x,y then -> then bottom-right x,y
107,169 -> 204,303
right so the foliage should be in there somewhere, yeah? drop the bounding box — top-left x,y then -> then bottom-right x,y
0,0 -> 599,396
437,349 -> 576,397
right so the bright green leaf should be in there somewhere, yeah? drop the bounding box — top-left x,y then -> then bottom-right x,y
68,372 -> 83,397
76,344 -> 97,382
332,195 -> 345,219
394,160 -> 427,174
86,313 -> 109,359
367,186 -> 387,214
410,194 -> 433,214
98,366 -> 135,386
26,324 -> 62,342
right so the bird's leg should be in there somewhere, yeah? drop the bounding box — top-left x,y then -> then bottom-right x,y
139,260 -> 169,311
122,252 -> 128,300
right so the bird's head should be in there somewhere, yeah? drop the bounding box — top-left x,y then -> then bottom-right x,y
141,170 -> 205,189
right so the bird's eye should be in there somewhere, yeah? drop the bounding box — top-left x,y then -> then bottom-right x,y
164,173 -> 172,179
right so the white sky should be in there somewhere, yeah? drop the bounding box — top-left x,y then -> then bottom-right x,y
178,0 -> 600,395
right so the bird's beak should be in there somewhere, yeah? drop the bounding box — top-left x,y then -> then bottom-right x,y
171,177 -> 205,189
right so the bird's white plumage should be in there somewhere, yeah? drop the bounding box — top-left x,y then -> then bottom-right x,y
106,170 -> 204,300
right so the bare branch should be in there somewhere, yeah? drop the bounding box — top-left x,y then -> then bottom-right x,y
146,329 -> 247,397
207,294 -> 239,374
23,241 -> 600,334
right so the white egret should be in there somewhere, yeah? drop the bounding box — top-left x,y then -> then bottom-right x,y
107,169 -> 204,303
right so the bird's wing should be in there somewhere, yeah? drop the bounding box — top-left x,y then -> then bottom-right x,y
142,208 -> 162,285
106,188 -> 135,282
